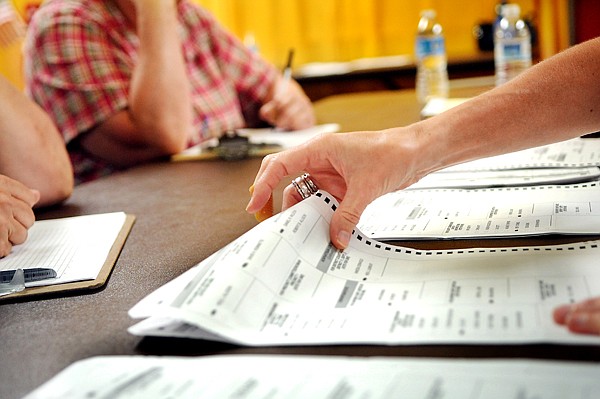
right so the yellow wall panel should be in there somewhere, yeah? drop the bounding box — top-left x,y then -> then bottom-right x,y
0,0 -> 569,88
195,0 -> 543,66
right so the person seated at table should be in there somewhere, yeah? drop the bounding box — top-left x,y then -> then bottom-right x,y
0,75 -> 73,257
24,0 -> 315,184
247,37 -> 600,336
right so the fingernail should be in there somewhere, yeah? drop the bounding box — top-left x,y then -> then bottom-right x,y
567,313 -> 590,330
254,194 -> 274,222
248,184 -> 255,194
337,230 -> 351,249
553,304 -> 573,320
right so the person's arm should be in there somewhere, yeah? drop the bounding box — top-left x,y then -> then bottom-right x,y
195,6 -> 315,131
79,0 -> 193,167
0,76 -> 72,207
247,37 -> 600,249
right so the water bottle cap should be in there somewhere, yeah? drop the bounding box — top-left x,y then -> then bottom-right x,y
420,9 -> 437,19
501,4 -> 521,18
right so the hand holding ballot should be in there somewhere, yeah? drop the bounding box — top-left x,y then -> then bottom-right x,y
248,38 -> 600,250
247,38 -> 600,337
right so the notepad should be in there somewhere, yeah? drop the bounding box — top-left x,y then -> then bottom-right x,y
128,192 -> 600,346
0,212 -> 135,300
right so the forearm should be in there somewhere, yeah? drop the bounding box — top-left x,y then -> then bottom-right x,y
127,0 -> 192,153
411,37 -> 600,176
0,79 -> 73,206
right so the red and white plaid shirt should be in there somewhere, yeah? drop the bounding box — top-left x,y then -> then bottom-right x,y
24,0 -> 277,184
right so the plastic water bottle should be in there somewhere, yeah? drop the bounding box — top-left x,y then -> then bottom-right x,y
494,4 -> 531,86
415,9 -> 449,104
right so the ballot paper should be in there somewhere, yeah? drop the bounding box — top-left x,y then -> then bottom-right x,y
129,191 -> 600,346
407,166 -> 600,189
440,137 -> 600,172
358,182 -> 600,240
23,355 -> 600,399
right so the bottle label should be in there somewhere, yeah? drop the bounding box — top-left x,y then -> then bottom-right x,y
499,40 -> 532,62
416,36 -> 446,59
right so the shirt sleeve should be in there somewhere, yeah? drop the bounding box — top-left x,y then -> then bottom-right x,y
183,5 -> 278,127
24,5 -> 132,143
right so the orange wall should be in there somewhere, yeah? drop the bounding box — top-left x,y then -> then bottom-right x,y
1,0 -> 569,87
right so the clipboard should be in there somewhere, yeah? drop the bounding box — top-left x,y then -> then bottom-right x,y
171,132 -> 282,162
0,213 -> 136,301
171,123 -> 340,162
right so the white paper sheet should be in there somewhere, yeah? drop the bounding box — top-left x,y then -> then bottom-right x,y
358,182 -> 600,240
238,123 -> 340,148
407,166 -> 600,189
0,212 -> 127,288
441,138 -> 600,172
129,192 -> 600,346
23,355 -> 600,399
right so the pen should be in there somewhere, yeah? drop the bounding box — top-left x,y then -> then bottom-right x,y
279,48 -> 294,97
0,268 -> 57,284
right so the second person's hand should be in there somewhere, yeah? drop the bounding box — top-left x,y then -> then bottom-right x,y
259,77 -> 316,131
0,175 -> 40,257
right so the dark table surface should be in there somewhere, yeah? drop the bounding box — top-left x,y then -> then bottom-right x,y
3,87 -> 600,399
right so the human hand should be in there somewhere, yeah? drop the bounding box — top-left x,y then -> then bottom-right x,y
553,297 -> 600,336
259,77 -> 315,131
246,128 -> 427,249
0,175 -> 39,257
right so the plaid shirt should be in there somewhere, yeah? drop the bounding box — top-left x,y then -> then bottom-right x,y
24,0 -> 277,184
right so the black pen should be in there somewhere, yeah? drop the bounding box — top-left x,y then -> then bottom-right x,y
0,268 -> 57,284
279,48 -> 294,97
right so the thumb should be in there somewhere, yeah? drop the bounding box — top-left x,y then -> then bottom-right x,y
329,190 -> 369,250
30,189 -> 41,206
259,101 -> 277,125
